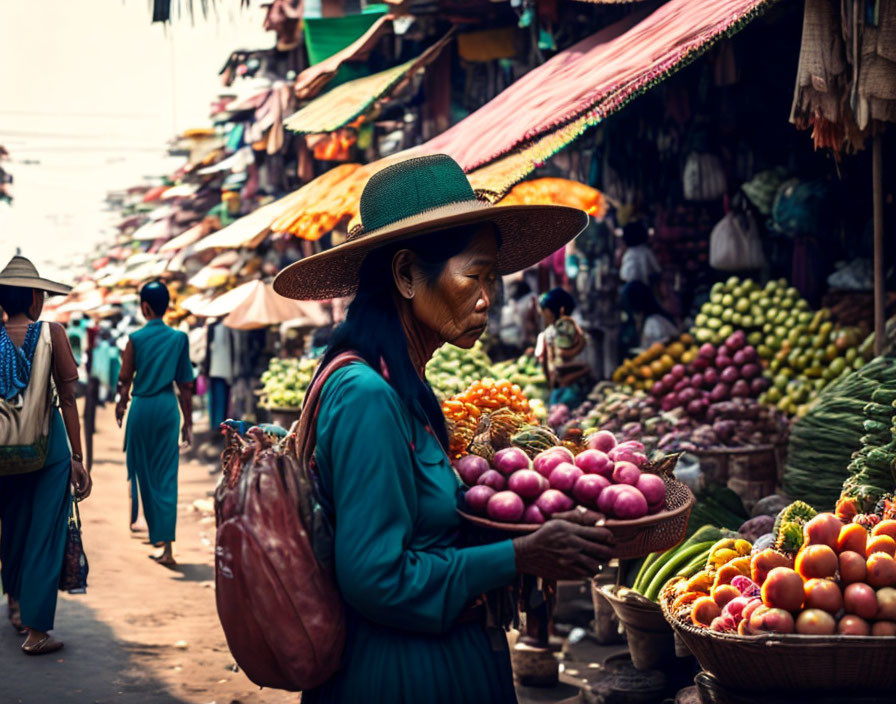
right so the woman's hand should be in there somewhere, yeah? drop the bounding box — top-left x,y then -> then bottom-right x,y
512,518 -> 615,580
70,459 -> 92,501
181,424 -> 193,448
115,401 -> 127,428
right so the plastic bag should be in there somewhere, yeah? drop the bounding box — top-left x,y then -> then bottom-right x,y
709,211 -> 765,271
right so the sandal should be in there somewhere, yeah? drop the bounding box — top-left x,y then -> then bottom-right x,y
22,635 -> 64,656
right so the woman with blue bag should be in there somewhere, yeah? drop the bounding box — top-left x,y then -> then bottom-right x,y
0,256 -> 90,656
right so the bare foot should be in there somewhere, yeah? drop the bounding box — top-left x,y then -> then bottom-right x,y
129,518 -> 147,533
7,599 -> 26,635
150,542 -> 176,566
22,629 -> 63,655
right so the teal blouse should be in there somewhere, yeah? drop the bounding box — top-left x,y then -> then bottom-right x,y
307,363 -> 518,703
129,320 -> 194,397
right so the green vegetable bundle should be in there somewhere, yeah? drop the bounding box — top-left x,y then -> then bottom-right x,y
783,356 -> 896,510
631,525 -> 732,602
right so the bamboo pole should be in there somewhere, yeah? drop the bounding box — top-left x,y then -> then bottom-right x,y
873,135 -> 885,356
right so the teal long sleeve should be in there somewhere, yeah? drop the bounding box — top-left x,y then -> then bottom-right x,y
316,364 -> 517,635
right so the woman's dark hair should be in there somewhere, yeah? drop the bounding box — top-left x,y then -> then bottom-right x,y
621,281 -> 674,321
539,287 -> 576,317
323,223 -> 494,450
140,280 -> 170,316
622,220 -> 649,248
0,285 -> 36,317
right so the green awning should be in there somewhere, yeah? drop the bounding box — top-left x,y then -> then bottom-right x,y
284,33 -> 453,134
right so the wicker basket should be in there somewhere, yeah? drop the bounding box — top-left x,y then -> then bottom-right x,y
458,476 -> 694,560
599,585 -> 675,670
661,598 -> 896,692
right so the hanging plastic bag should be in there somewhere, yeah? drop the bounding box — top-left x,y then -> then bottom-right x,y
709,210 -> 766,271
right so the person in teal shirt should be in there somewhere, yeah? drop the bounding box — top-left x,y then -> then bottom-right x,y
115,281 -> 194,566
0,256 -> 91,656
273,155 -> 613,703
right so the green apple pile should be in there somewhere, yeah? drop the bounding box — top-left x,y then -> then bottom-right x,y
693,277 -> 811,348
489,355 -> 548,401
426,341 -> 493,401
260,356 -> 319,409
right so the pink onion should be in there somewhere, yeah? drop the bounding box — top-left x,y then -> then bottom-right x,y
586,430 -> 617,453
549,462 -> 584,492
493,447 -> 531,476
533,447 -> 574,478
464,485 -> 495,516
487,491 -> 525,522
612,461 -> 641,486
574,449 -> 614,477
635,473 -> 666,508
535,489 -> 574,516
597,484 -> 625,515
522,504 -> 546,525
573,474 -> 610,508
507,469 -> 545,499
610,485 -> 648,519
477,469 -> 506,491
453,454 -> 490,486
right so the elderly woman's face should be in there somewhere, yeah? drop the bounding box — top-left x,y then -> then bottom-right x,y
410,228 -> 498,349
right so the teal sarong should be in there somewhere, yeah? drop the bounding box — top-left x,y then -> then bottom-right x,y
124,320 -> 194,545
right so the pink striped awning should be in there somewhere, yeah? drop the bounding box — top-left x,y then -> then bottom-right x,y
423,0 -> 778,172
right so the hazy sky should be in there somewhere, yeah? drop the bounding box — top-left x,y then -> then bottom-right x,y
0,0 -> 270,281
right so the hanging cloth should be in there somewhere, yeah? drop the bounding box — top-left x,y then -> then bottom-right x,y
0,323 -> 41,401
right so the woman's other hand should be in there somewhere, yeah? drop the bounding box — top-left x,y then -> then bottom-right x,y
115,401 -> 127,428
70,459 -> 92,501
512,518 -> 614,580
181,424 -> 193,448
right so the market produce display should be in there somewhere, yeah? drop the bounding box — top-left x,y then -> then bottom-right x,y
665,503 -> 896,637
612,333 -> 698,392
259,356 -> 319,409
655,398 -> 788,453
648,332 -> 769,417
691,277 -> 871,416
426,341 -> 493,401
784,356 -> 896,510
458,431 -> 669,524
489,354 -> 548,402
442,378 -> 539,459
631,525 -> 737,601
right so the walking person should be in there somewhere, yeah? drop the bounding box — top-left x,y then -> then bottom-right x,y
272,155 -> 614,703
0,256 -> 91,655
115,281 -> 194,567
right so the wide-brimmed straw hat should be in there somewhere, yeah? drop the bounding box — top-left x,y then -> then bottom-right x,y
0,255 -> 72,296
274,154 -> 588,300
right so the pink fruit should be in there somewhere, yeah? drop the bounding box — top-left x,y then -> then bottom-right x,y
573,474 -> 610,508
587,430 -> 617,453
671,364 -> 686,380
535,489 -> 574,516
635,473 -> 665,508
507,470 -> 545,499
493,447 -> 531,476
487,491 -> 525,522
453,455 -> 490,486
464,485 -> 495,515
612,461 -> 641,486
699,343 -> 716,359
549,462 -> 584,492
609,485 -> 648,519
522,504 -> 546,525
533,448 -> 574,478
477,469 -> 506,491
574,449 -> 614,477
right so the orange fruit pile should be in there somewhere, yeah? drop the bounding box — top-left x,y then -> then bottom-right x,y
442,379 -> 533,422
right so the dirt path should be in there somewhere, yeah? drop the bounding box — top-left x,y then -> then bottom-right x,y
0,404 -> 295,704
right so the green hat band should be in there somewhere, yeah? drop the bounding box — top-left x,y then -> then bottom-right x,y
359,154 -> 476,233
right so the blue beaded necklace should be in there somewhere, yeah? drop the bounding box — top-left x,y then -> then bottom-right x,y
0,322 -> 41,401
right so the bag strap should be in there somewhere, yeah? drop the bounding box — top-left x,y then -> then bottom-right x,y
293,351 -> 364,469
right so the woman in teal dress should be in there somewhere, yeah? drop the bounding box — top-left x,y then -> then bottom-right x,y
273,155 -> 614,703
116,281 -> 194,566
0,256 -> 91,656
